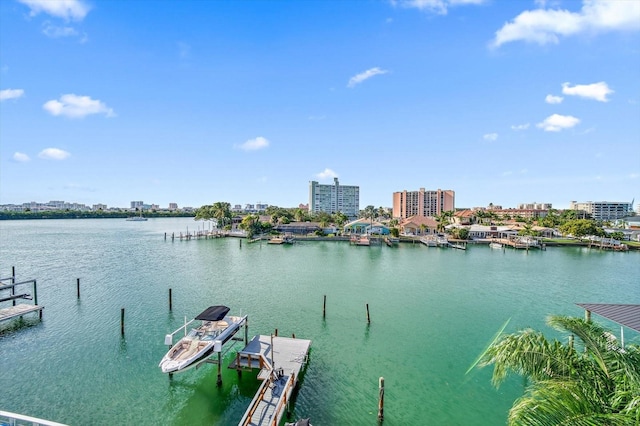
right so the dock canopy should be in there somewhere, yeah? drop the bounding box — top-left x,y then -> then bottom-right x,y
195,305 -> 230,321
577,303 -> 640,332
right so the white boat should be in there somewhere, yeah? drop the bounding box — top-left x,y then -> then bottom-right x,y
489,242 -> 503,249
126,211 -> 147,221
159,305 -> 246,374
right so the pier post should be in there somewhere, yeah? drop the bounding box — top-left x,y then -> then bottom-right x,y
169,288 -> 172,311
366,303 -> 371,324
378,377 -> 384,421
164,232 -> 167,240
323,295 -> 326,318
217,352 -> 222,386
34,279 -> 41,319
12,266 -> 15,283
172,232 -> 174,241
77,278 -> 80,299
275,328 -> 278,337
121,308 -> 125,335
240,239 -> 242,248
585,309 -> 591,322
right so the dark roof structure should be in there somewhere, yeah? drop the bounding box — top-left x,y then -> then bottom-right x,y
195,305 -> 230,321
576,303 -> 640,332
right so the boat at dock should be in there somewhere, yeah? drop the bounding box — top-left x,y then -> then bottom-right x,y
489,242 -> 503,249
268,234 -> 295,244
159,305 -> 247,374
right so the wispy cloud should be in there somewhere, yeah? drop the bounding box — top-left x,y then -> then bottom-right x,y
13,152 -> 30,162
43,94 -> 115,118
315,168 -> 338,180
177,42 -> 191,59
511,123 -> 530,131
18,0 -> 90,21
545,94 -> 563,104
392,0 -> 486,15
308,115 -> 326,121
491,0 -> 640,47
39,148 -> 70,160
236,136 -> 270,152
0,88 -> 25,101
562,81 -> 613,102
42,21 -> 82,39
537,114 -> 580,132
347,67 -> 388,88
483,133 -> 498,141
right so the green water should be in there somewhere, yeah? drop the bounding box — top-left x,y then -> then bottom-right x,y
1,218 -> 638,425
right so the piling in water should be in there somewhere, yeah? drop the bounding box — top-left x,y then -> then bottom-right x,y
378,377 -> 384,421
77,278 -> 80,299
121,308 -> 125,335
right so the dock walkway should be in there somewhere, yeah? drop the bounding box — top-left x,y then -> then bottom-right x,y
231,335 -> 311,426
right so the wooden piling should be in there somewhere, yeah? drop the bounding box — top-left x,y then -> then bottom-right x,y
172,232 -> 174,241
77,278 -> 80,298
240,239 -> 242,248
121,308 -> 125,335
169,288 -> 172,311
217,352 -> 223,386
275,328 -> 278,337
378,377 -> 384,421
34,279 -> 41,319
323,295 -> 326,318
366,303 -> 371,324
11,266 -> 15,283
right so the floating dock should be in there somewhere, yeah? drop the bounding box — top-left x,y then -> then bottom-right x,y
231,335 -> 311,426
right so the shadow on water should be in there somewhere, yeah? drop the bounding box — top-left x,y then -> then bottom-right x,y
0,316 -> 41,335
167,362 -> 261,426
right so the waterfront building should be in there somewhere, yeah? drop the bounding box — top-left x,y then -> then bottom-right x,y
131,201 -> 144,209
308,178 -> 360,219
518,202 -> 552,210
93,204 -> 107,211
168,203 -> 178,210
569,201 -> 632,221
399,215 -> 438,236
392,188 -> 455,219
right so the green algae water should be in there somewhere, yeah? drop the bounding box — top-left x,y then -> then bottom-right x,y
1,218 -> 638,425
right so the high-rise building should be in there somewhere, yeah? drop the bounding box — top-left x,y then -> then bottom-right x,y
308,178 -> 359,218
131,201 -> 144,209
569,201 -> 632,221
392,188 -> 455,219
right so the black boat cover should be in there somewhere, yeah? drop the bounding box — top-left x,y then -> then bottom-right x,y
195,305 -> 230,321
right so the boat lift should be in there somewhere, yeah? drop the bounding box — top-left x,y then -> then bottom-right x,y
163,313 -> 249,384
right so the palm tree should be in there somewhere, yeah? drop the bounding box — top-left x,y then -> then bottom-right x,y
475,315 -> 640,425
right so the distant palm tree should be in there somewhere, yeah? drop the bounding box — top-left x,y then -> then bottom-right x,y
475,315 -> 640,425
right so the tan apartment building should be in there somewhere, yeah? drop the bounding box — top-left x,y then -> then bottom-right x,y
392,188 -> 455,219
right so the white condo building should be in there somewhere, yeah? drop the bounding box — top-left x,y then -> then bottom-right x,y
309,178 -> 360,218
569,201 -> 632,221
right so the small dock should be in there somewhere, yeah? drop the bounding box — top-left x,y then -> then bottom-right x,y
231,335 -> 311,426
0,271 -> 43,322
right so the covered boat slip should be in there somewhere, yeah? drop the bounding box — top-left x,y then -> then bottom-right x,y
231,335 -> 311,426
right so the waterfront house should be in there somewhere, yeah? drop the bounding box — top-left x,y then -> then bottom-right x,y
274,222 -> 321,235
399,216 -> 438,236
343,218 -> 389,235
466,224 -> 518,240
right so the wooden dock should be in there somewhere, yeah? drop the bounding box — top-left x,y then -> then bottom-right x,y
0,276 -> 43,322
231,335 -> 311,426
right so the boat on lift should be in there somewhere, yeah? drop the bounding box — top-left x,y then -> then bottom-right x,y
159,305 -> 247,374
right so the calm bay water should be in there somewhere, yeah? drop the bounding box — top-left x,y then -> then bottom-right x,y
1,218 -> 638,425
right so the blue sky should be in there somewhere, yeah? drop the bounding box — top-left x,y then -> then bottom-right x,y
1,0 -> 639,210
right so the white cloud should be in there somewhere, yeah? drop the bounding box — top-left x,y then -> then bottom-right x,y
39,148 -> 70,160
545,94 -> 563,104
43,94 -> 115,118
511,123 -> 530,131
392,0 -> 485,15
562,81 -> 613,102
237,136 -> 270,152
347,67 -> 388,88
0,88 -> 25,101
483,133 -> 498,141
492,0 -> 640,47
537,114 -> 580,132
13,152 -> 30,162
315,168 -> 338,180
42,22 -> 78,38
177,42 -> 191,59
18,0 -> 90,21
